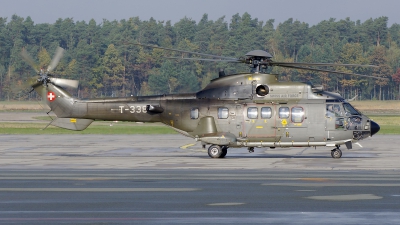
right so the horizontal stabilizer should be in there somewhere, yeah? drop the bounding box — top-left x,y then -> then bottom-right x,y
51,118 -> 93,131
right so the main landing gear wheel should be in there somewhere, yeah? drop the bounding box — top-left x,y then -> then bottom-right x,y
208,145 -> 227,158
221,146 -> 228,158
331,148 -> 342,159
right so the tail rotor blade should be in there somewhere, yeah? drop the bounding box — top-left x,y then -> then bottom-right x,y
47,47 -> 64,72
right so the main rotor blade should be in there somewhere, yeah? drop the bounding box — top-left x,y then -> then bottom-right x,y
267,61 -> 379,68
277,64 -> 388,80
165,56 -> 242,63
136,43 -> 238,60
49,78 -> 79,89
47,47 -> 64,72
21,48 -> 39,72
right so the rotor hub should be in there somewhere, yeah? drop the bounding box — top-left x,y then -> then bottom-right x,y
245,50 -> 273,59
245,50 -> 273,73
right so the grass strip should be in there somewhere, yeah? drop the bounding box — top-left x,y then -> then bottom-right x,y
0,122 -> 177,135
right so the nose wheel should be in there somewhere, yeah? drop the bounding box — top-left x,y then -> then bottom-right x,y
331,147 -> 342,159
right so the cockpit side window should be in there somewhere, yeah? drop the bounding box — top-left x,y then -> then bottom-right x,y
326,104 -> 335,117
333,104 -> 343,116
327,104 -> 343,117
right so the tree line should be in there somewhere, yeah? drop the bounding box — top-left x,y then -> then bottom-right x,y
1,13 -> 400,101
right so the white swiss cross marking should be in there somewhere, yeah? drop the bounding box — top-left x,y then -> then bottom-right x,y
47,92 -> 56,102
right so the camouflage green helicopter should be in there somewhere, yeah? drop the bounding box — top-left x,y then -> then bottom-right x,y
22,45 -> 381,159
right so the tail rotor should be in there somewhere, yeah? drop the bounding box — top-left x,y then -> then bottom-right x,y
20,47 -> 79,95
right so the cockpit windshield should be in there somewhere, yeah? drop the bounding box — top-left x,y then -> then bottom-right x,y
343,103 -> 360,116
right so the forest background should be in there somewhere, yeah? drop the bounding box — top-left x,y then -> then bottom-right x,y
1,13 -> 400,101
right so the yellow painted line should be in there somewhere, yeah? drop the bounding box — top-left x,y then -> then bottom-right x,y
70,118 -> 77,123
256,126 -> 263,129
180,143 -> 196,149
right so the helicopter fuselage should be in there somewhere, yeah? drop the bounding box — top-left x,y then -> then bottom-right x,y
35,72 -> 380,158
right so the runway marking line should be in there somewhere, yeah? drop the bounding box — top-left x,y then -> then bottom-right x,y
263,183 -> 400,187
208,202 -> 245,206
0,188 -> 200,192
180,143 -> 196,149
305,194 -> 382,201
300,178 -> 330,182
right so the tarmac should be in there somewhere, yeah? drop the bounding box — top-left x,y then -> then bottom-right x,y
0,134 -> 399,171
0,112 -> 400,224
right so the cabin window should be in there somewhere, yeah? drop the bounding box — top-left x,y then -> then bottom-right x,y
218,107 -> 229,119
261,107 -> 272,119
279,107 -> 290,119
291,107 -> 304,123
247,107 -> 258,119
190,108 -> 199,119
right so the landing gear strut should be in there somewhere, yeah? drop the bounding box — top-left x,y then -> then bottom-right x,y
331,145 -> 342,159
208,145 -> 228,158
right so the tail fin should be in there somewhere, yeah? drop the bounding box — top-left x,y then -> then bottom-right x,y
22,47 -> 93,131
34,82 -> 75,117
33,82 -> 93,131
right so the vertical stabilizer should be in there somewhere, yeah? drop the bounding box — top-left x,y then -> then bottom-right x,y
34,83 -> 76,118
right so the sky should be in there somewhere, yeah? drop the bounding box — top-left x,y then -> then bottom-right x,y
1,0 -> 400,26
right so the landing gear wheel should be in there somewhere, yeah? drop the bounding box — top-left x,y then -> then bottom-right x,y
220,146 -> 228,158
248,147 -> 254,153
331,148 -> 342,159
208,145 -> 223,158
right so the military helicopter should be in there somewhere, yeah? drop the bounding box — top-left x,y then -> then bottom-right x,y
21,44 -> 382,159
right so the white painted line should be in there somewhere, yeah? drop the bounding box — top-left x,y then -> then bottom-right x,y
263,183 -> 400,187
208,202 -> 245,206
0,188 -> 200,192
355,142 -> 363,148
305,194 -> 382,201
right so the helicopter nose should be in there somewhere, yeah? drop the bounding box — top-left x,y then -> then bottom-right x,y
371,121 -> 380,136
